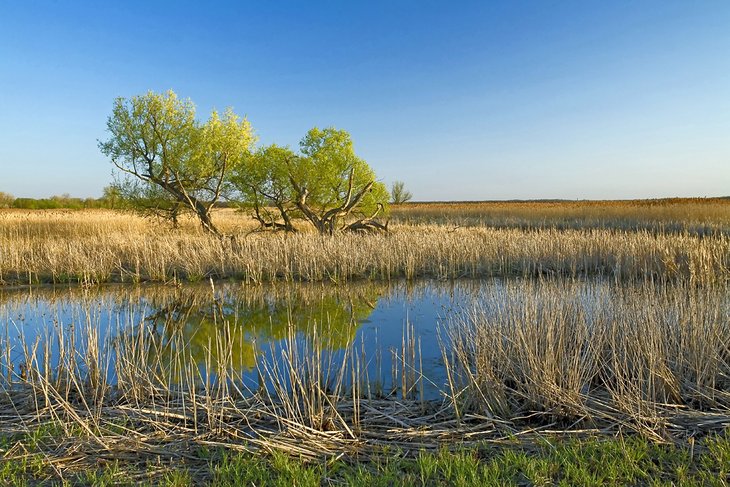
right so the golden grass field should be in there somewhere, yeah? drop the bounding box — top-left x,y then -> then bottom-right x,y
390,198 -> 730,233
0,199 -> 728,286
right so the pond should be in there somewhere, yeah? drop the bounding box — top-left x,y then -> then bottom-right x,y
1,278 -> 728,403
0,280 -> 488,400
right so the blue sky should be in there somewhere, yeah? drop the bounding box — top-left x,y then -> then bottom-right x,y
1,1 -> 728,200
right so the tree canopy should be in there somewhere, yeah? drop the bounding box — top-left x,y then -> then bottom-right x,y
100,91 -> 388,235
234,127 -> 389,234
233,144 -> 300,232
99,90 -> 254,235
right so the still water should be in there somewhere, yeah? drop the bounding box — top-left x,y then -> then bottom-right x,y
1,279 -> 727,401
0,280 -> 488,398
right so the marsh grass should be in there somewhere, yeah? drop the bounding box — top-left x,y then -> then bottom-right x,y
1,201 -> 730,482
391,198 -> 730,235
1,208 -> 728,286
0,288 -> 430,478
444,279 -> 730,440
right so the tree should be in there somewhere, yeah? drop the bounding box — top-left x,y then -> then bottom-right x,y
99,90 -> 254,236
100,185 -> 123,209
110,178 -> 185,226
233,127 -> 389,234
292,128 -> 389,234
390,180 -> 412,204
0,192 -> 14,209
232,144 -> 299,232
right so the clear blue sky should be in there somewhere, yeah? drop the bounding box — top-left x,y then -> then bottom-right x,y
1,1 -> 728,200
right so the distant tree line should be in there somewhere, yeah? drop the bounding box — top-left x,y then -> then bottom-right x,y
0,192 -> 124,210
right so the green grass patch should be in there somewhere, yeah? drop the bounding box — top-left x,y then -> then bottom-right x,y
2,427 -> 730,486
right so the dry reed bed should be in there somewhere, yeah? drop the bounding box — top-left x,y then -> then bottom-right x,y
0,309 -> 453,480
1,207 -> 730,479
445,279 -> 730,441
1,210 -> 728,285
391,199 -> 730,235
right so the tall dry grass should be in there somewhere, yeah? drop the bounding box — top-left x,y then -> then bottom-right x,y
392,198 -> 730,235
2,202 -> 729,478
0,290 -> 428,466
1,208 -> 728,286
443,279 -> 730,440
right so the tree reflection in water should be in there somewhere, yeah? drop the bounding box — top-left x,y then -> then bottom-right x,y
125,283 -> 384,382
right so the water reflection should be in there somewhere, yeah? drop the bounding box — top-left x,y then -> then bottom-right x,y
0,280 -> 477,397
137,284 -> 383,372
4,279 -> 725,403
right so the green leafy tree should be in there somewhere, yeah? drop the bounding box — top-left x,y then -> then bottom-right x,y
390,180 -> 413,204
111,178 -> 185,226
234,127 -> 389,234
99,90 -> 254,235
100,185 -> 123,210
233,144 -> 300,232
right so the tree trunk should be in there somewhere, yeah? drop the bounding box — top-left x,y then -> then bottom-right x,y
153,177 -> 222,236
194,201 -> 220,236
252,201 -> 297,232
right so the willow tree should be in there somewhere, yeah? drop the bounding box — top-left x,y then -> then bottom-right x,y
234,128 -> 389,234
99,90 -> 254,235
232,144 -> 300,232
293,128 -> 389,234
109,177 -> 184,226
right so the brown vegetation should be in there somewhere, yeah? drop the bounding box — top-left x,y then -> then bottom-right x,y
0,203 -> 728,286
391,198 -> 730,235
1,199 -> 729,481
444,279 -> 730,440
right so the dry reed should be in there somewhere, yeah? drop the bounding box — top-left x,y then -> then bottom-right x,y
0,288 -> 435,480
1,208 -> 728,286
2,201 -> 730,481
391,198 -> 730,235
443,279 -> 730,441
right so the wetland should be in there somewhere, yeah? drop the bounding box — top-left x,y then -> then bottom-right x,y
1,201 -> 729,484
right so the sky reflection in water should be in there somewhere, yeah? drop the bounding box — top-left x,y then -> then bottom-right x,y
0,280 -> 485,398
